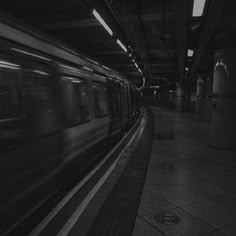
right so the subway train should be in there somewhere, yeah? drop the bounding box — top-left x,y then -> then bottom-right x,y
0,16 -> 140,234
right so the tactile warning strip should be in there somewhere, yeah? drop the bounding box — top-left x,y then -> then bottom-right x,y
86,108 -> 154,236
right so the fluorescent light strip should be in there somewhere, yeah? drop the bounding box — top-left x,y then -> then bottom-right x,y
142,77 -> 146,87
188,49 -> 194,57
72,80 -> 82,84
33,70 -> 49,76
116,39 -> 127,53
193,0 -> 206,17
102,65 -> 111,71
134,63 -> 139,69
82,66 -> 93,72
59,63 -> 79,72
0,60 -> 20,70
92,9 -> 113,36
12,48 -> 51,61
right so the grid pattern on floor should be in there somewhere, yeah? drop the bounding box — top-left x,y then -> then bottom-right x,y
132,106 -> 236,236
85,108 -> 154,236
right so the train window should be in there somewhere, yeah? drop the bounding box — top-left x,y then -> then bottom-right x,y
72,80 -> 92,124
93,81 -> 109,118
0,68 -> 21,120
109,81 -> 122,117
0,63 -> 25,150
21,68 -> 59,136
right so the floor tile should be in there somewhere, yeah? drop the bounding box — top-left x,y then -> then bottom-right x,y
137,191 -> 176,216
67,217 -> 93,236
182,182 -> 227,199
221,224 -> 236,236
152,186 -> 204,207
144,208 -> 213,236
204,229 -> 228,236
132,217 -> 164,236
183,200 -> 236,228
82,197 -> 106,218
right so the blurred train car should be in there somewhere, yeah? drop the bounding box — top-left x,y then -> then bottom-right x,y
0,16 -> 140,233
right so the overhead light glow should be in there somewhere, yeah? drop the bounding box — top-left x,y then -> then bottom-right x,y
134,63 -> 139,69
142,77 -> 146,87
185,67 -> 189,71
188,49 -> 194,57
116,39 -> 128,53
92,9 -> 113,36
72,80 -> 82,84
33,70 -> 49,76
138,68 -> 142,73
12,48 -> 51,61
192,0 -> 206,17
0,60 -> 20,70
82,66 -> 93,72
58,63 -> 79,72
102,65 -> 112,71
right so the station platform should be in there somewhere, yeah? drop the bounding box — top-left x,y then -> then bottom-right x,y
24,106 -> 236,236
132,107 -> 236,236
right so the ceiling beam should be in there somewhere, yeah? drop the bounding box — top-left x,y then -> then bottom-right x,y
89,49 -> 176,56
40,13 -> 173,30
190,0 -> 229,77
112,63 -> 176,68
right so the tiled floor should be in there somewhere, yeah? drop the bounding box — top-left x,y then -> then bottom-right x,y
132,106 -> 236,236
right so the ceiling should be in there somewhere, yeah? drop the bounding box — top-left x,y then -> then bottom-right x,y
1,0 -> 236,87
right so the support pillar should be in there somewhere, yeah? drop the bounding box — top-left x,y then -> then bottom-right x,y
175,83 -> 185,112
209,49 -> 236,150
196,76 -> 212,121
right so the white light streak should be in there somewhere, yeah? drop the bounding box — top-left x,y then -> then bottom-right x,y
142,77 -> 146,87
102,65 -> 111,71
12,48 -> 51,61
82,66 -> 93,72
116,39 -> 128,53
72,80 -> 82,84
58,63 -> 79,72
0,60 -> 20,70
33,70 -> 49,76
92,9 -> 113,36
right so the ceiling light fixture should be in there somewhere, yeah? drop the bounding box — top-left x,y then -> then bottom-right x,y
188,49 -> 194,57
116,39 -> 128,53
134,62 -> 139,69
92,9 -> 113,36
142,77 -> 146,87
192,0 -> 206,17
